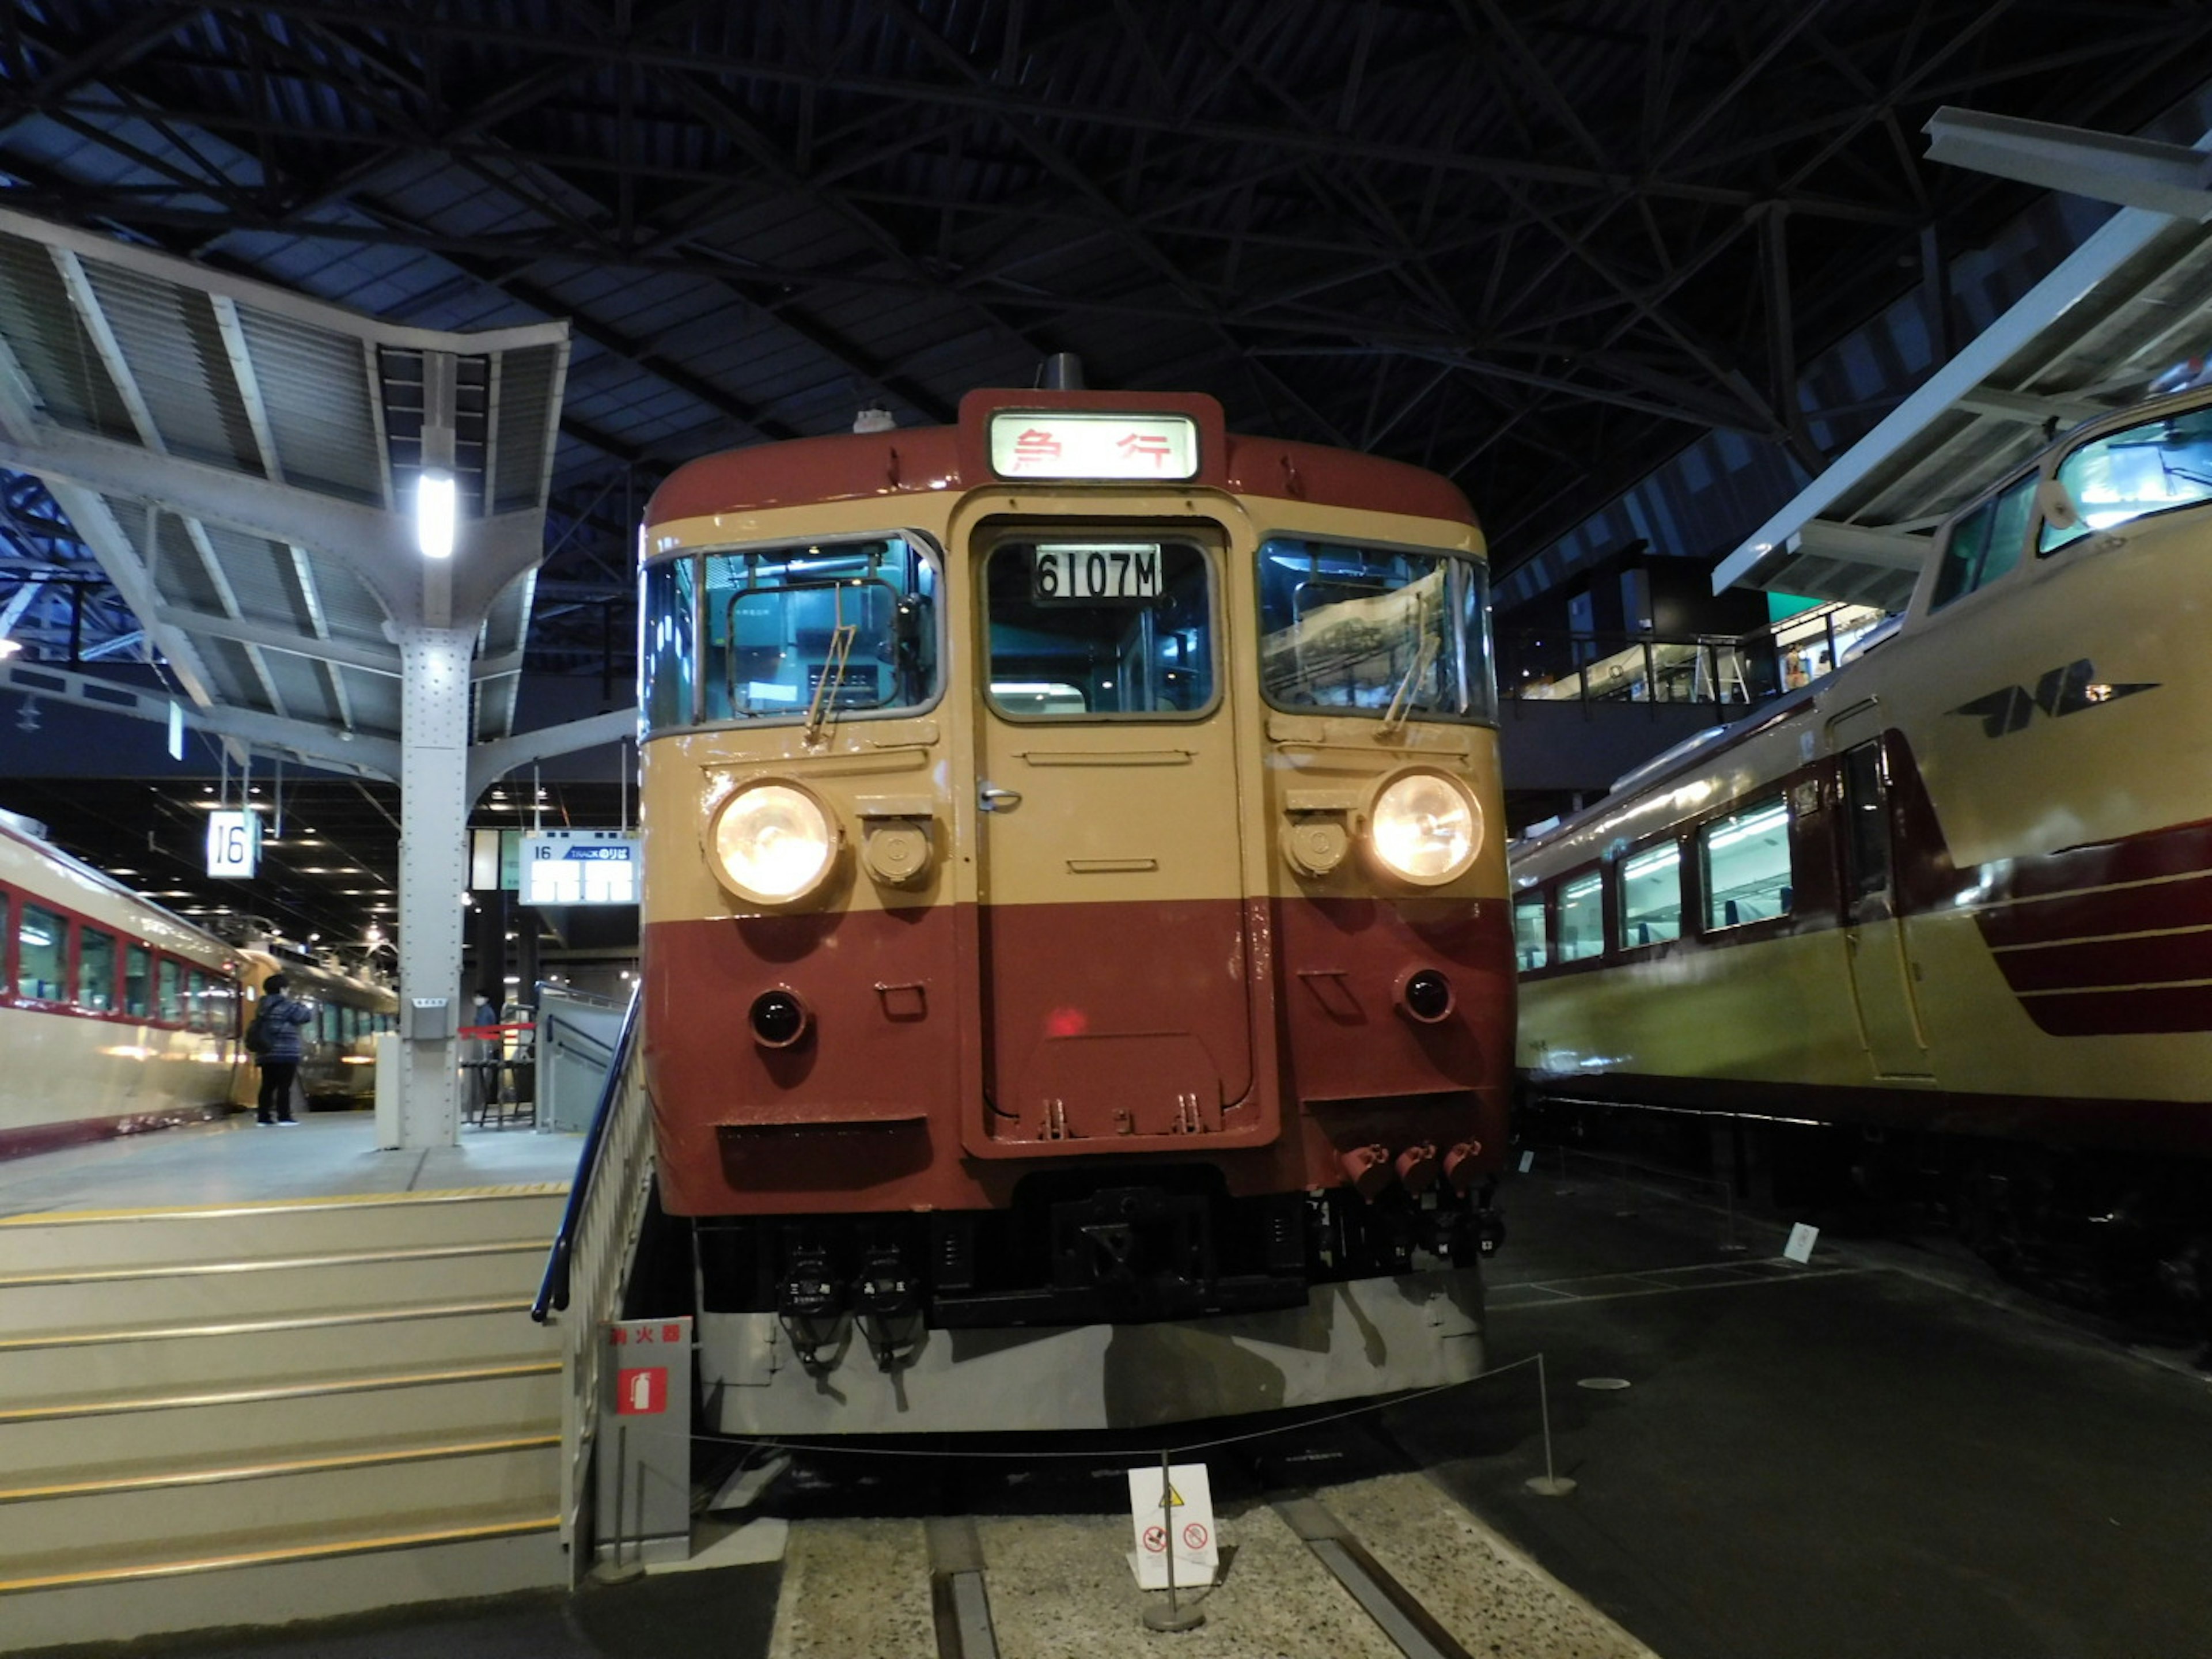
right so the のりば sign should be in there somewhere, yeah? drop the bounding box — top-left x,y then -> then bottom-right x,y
988,411 -> 1198,480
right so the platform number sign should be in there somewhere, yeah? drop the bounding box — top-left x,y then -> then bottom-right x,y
1033,542 -> 1162,603
204,809 -> 260,878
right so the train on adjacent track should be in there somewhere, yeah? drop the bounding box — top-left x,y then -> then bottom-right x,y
0,806 -> 395,1157
635,382 -> 1514,1433
1513,384 -> 2212,1321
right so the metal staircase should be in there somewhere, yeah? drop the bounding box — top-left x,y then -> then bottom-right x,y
0,1185 -> 570,1650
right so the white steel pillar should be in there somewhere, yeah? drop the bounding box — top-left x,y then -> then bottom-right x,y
393,624 -> 475,1148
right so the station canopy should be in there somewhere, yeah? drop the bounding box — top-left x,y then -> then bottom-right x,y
0,209 -> 568,752
1713,112 -> 2212,612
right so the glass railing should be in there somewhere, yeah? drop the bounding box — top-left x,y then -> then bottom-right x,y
1498,601 -> 1890,709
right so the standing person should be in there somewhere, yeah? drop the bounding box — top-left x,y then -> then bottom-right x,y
248,974 -> 315,1126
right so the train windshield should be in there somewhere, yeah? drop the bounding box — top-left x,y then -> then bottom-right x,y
983,540 -> 1216,717
1256,539 -> 1495,724
639,537 -> 940,732
2044,405 -> 2212,554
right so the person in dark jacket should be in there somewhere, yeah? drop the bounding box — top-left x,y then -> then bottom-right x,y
253,974 -> 316,1126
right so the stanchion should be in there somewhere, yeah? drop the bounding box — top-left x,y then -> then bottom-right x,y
592,1422 -> 646,1584
1142,1446 -> 1203,1633
1524,1353 -> 1577,1497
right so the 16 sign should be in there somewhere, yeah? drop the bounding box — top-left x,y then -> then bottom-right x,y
204,809 -> 260,878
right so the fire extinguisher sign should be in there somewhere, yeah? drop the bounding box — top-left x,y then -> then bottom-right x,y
615,1366 -> 667,1415
596,1317 -> 692,1567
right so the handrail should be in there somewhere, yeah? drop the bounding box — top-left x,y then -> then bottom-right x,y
531,980 -> 642,1323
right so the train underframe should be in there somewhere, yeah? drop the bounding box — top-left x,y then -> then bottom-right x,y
666,1167 -> 1505,1434
1521,1090 -> 2212,1362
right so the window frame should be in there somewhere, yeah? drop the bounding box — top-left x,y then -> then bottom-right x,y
1548,862 -> 1610,968
16,897 -> 71,1003
979,529 -> 1228,725
1928,469 -> 2039,613
1253,533 -> 1499,729
638,529 -> 949,739
1512,889 -> 1551,974
1696,793 -> 1796,936
2040,403 -> 2212,558
1615,835 -> 1687,955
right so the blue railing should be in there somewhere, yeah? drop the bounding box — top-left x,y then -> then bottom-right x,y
531,981 -> 643,1323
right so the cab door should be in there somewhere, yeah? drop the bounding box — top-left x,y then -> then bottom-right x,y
967,528 -> 1263,1153
1828,700 -> 1934,1081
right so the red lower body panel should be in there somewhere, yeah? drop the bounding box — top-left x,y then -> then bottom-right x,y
643,894 -> 1514,1216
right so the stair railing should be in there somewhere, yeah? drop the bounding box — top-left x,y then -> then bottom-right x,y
530,981 -> 651,1578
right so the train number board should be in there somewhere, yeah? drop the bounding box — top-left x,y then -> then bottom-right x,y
988,410 -> 1198,480
1033,541 -> 1162,603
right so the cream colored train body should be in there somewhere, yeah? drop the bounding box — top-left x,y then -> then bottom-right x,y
0,811 -> 245,1157
1514,387 -> 2212,1249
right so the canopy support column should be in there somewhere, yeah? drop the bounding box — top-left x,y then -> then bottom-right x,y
393,624 -> 475,1149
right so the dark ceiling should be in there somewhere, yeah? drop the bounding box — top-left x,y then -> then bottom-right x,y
4,1 -> 2212,942
4,0 -> 2211,664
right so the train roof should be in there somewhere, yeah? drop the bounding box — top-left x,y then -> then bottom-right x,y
0,806 -> 236,961
646,387 -> 1476,535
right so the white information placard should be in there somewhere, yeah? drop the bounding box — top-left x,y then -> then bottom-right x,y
1784,1222 -> 1820,1263
204,809 -> 260,878
1127,1462 -> 1218,1589
521,830 -> 640,906
989,411 -> 1198,480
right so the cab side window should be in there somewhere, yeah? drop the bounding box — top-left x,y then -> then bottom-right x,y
1931,475 -> 2035,609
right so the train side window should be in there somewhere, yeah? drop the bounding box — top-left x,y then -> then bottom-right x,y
1700,797 -> 1793,930
156,958 -> 184,1024
1255,539 -> 1498,724
1513,893 -> 1549,971
1841,743 -> 1891,903
696,537 -> 939,726
1930,475 -> 2035,609
77,926 -> 118,1011
1556,870 -> 1605,962
2042,406 -> 2212,554
17,902 -> 66,1000
1619,841 -> 1683,947
985,540 -> 1216,717
124,944 -> 151,1018
186,969 -> 211,1032
641,555 -> 698,728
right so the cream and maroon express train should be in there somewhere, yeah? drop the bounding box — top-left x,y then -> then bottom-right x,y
0,808 -> 396,1158
1513,384 -> 2212,1295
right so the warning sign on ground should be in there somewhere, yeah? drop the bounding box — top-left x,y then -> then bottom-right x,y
1127,1463 -> 1218,1589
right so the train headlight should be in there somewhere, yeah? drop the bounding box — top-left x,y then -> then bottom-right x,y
1368,771 -> 1480,884
709,781 -> 839,906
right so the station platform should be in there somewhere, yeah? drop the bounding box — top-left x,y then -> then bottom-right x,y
0,1112 -> 584,1221
16,1147 -> 2205,1658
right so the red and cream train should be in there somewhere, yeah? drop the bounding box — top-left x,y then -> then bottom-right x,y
636,385 -> 1514,1433
1513,384 -> 2212,1298
0,807 -> 395,1156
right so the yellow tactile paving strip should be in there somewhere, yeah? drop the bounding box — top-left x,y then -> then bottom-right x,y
0,1181 -> 570,1227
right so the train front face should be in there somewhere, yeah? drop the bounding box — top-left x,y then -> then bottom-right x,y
638,389 -> 1512,1433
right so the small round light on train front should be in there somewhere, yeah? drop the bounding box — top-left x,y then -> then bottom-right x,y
749,988 -> 810,1048
709,781 -> 839,906
1368,771 -> 1480,884
1399,968 -> 1455,1023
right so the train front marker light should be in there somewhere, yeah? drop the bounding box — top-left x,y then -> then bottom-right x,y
710,779 -> 839,906
749,987 -> 810,1048
1398,967 -> 1455,1023
1368,770 -> 1480,884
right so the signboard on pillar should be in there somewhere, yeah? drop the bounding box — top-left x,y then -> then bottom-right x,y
596,1317 -> 692,1567
204,809 -> 260,878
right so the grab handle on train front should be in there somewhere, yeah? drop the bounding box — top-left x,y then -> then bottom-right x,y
979,783 -> 1023,813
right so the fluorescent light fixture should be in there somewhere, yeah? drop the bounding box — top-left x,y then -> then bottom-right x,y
416,470 -> 457,560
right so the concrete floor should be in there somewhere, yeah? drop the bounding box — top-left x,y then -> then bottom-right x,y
0,1111 -> 584,1218
16,1152 -> 2212,1658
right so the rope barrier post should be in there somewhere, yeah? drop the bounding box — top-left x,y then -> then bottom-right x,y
593,1421 -> 646,1583
1142,1446 -> 1203,1633
1524,1353 -> 1577,1497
